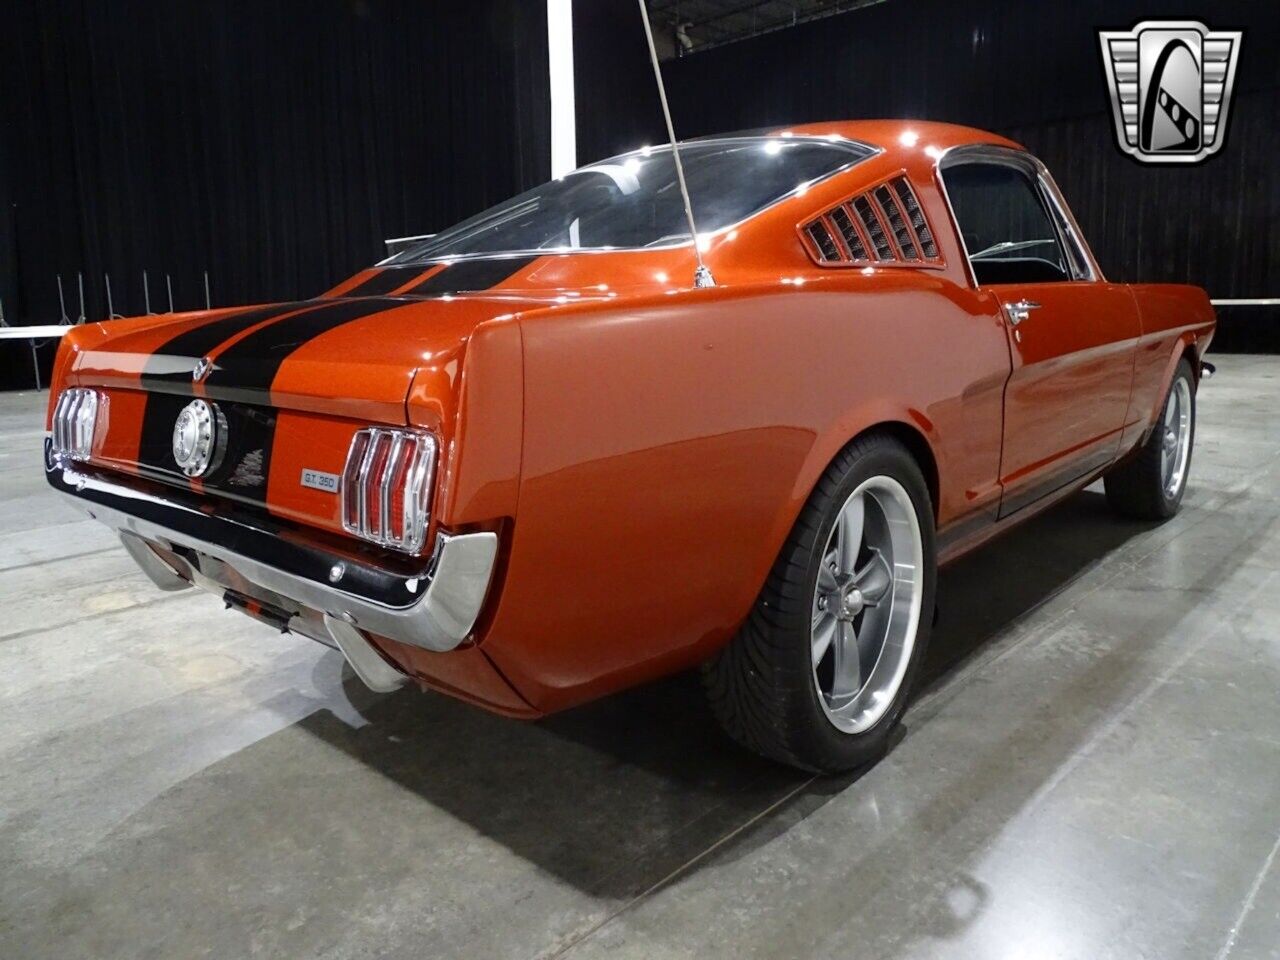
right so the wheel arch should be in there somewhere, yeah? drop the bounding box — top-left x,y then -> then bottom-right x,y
1179,340 -> 1202,388
795,410 -> 943,530
859,421 -> 940,524
1142,333 -> 1202,443
732,410 -> 942,664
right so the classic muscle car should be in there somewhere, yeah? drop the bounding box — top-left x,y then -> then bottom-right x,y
45,121 -> 1214,772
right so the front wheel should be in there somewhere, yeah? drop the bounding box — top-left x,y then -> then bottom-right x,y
1105,358 -> 1196,520
703,434 -> 936,773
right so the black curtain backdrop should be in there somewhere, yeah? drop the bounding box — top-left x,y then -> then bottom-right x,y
577,0 -> 1279,352
0,0 -> 549,388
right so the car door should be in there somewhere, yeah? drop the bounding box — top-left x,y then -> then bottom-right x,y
940,153 -> 1141,518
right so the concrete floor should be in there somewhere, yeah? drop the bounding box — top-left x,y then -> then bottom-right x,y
1,355 -> 1277,960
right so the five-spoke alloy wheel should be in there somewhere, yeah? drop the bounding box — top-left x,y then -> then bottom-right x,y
1160,376 -> 1193,500
810,476 -> 924,735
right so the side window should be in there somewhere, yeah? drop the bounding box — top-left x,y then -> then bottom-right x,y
943,163 -> 1070,285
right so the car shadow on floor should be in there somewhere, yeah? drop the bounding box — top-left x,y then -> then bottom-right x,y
292,488 -> 1159,900
31,484 -> 1274,960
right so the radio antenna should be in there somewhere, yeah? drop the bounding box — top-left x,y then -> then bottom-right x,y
636,0 -> 714,288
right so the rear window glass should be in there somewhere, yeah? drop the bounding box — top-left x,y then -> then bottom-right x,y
385,137 -> 876,261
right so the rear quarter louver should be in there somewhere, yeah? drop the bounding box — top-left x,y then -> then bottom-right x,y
798,174 -> 943,268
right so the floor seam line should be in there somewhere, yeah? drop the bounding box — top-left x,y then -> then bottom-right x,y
538,775 -> 819,960
1214,825 -> 1280,960
0,546 -> 120,573
0,592 -> 191,644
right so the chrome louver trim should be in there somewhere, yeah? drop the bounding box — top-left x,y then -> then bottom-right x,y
800,175 -> 943,268
874,184 -> 918,260
805,220 -> 841,262
853,195 -> 894,260
830,206 -> 868,260
892,178 -> 939,259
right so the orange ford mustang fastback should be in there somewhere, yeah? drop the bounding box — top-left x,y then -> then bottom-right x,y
45,121 -> 1214,772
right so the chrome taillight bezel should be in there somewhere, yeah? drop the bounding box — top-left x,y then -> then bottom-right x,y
340,427 -> 438,555
51,388 -> 104,464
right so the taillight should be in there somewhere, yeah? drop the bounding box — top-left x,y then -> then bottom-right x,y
51,388 -> 103,463
340,428 -> 438,554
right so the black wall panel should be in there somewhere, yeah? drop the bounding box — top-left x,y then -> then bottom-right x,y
576,0 -> 1279,349
0,0 -> 549,388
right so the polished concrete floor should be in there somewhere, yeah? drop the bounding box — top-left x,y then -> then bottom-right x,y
1,355 -> 1277,960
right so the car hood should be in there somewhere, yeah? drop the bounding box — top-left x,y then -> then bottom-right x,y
64,293 -> 558,423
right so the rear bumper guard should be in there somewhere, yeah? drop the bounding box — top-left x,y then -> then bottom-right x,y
45,440 -> 497,655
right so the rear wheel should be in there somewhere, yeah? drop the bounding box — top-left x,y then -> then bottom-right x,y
703,434 -> 935,773
1105,358 -> 1196,520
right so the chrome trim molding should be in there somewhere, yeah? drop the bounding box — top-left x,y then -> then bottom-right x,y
934,143 -> 1104,289
48,450 -> 498,653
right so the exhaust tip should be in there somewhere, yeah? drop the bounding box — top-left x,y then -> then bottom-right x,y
324,615 -> 409,693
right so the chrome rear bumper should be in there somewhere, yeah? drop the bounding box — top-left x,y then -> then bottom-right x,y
46,441 -> 497,656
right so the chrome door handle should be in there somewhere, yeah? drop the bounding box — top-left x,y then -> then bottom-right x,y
1004,300 -> 1042,326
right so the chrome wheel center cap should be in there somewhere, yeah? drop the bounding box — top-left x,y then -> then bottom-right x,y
821,576 -> 865,622
838,587 -> 865,621
1163,429 -> 1178,452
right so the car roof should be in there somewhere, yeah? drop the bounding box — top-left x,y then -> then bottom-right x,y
688,120 -> 1025,157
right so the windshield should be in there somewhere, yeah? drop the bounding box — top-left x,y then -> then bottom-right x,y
384,137 -> 876,262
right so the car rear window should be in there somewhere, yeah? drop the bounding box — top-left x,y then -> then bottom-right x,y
385,137 -> 876,261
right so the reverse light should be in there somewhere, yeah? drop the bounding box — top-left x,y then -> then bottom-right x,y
51,388 -> 103,463
341,427 -> 438,555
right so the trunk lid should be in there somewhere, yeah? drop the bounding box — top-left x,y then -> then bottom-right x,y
68,296 -> 528,422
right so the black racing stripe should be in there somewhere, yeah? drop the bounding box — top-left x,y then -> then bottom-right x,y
206,403 -> 277,506
340,266 -> 429,297
135,397 -> 277,507
137,392 -> 191,479
401,256 -> 536,296
201,298 -> 409,404
139,301 -> 317,392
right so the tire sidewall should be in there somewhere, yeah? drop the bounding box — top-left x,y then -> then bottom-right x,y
1159,361 -> 1196,514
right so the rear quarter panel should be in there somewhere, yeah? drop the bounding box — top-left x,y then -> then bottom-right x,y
479,273 -> 1009,712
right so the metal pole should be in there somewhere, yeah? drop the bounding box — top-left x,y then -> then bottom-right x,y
143,270 -> 152,313
105,272 -> 118,319
204,270 -> 211,309
166,274 -> 174,313
57,275 -> 69,323
77,271 -> 86,323
636,0 -> 714,288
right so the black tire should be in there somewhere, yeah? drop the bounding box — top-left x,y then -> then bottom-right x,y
702,433 -> 936,774
1104,358 -> 1196,520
